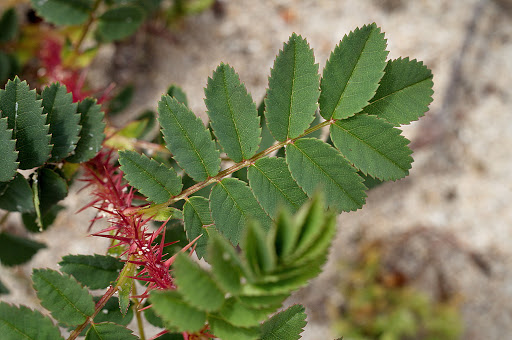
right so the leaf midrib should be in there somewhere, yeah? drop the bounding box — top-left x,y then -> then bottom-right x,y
221,67 -> 245,160
368,76 -> 432,105
124,155 -> 174,199
251,163 -> 302,210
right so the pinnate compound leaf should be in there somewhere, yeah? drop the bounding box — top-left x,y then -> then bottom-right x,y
0,232 -> 45,266
0,173 -> 34,212
286,138 -> 366,212
67,98 -> 105,163
59,254 -> 124,289
364,57 -> 434,125
119,150 -> 182,204
319,23 -> 388,120
158,95 -> 220,181
0,117 -> 18,182
173,253 -> 224,312
32,269 -> 95,326
30,0 -> 92,26
248,157 -> 308,218
97,6 -> 144,42
41,83 -> 80,161
205,63 -> 261,162
0,77 -> 51,169
260,304 -> 307,340
183,196 -> 215,259
150,290 -> 206,333
330,114 -> 413,180
210,178 -> 272,245
85,322 -> 138,340
0,302 -> 64,340
208,316 -> 260,340
265,34 -> 320,141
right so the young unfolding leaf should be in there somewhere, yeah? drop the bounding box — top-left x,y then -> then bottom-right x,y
0,302 -> 64,340
243,221 -> 276,277
364,57 -> 434,125
265,34 -> 319,141
319,23 -> 388,120
32,269 -> 95,326
0,77 -> 51,169
96,6 -> 144,42
158,95 -> 220,181
205,63 -> 261,162
0,117 -> 18,182
85,322 -> 138,340
286,138 -> 367,212
30,0 -> 93,26
0,232 -> 45,266
41,83 -> 80,161
119,150 -> 182,204
0,173 -> 34,212
183,196 -> 215,259
210,178 -> 272,245
260,304 -> 307,340
67,98 -> 105,163
248,157 -> 308,218
59,254 -> 124,289
150,290 -> 206,333
330,114 -> 413,180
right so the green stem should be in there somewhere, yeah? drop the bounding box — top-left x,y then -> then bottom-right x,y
0,211 -> 10,231
132,285 -> 146,340
71,0 -> 102,60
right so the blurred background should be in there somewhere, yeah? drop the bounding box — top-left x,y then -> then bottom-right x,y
1,0 -> 511,339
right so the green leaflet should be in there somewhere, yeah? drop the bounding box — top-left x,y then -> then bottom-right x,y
260,304 -> 307,340
59,254 -> 124,289
0,7 -> 17,43
330,114 -> 413,180
0,279 -> 8,295
96,6 -> 144,42
150,290 -> 206,333
42,83 -> 80,161
286,138 -> 366,212
67,98 -> 105,163
158,95 -> 220,181
167,84 -> 188,107
205,63 -> 261,162
0,302 -> 64,340
0,173 -> 34,213
0,77 -> 51,169
219,297 -> 275,327
23,204 -> 64,233
30,0 -> 92,26
243,221 -> 276,277
208,316 -> 260,340
364,57 -> 434,125
36,167 -> 68,215
119,150 -> 182,204
208,232 -> 244,294
117,261 -> 136,315
209,178 -> 272,245
248,157 -> 308,218
319,23 -> 388,120
108,84 -> 134,115
85,322 -> 138,340
173,253 -> 225,312
265,34 -> 320,141
256,100 -> 276,153
183,196 -> 215,259
0,232 -> 45,266
0,117 -> 18,182
32,269 -> 95,326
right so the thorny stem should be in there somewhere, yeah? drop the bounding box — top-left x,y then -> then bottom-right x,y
135,118 -> 333,213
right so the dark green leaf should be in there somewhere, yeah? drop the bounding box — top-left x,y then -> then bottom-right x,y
85,322 -> 138,340
0,302 -> 64,339
0,77 -> 51,169
330,114 -> 413,180
319,23 -> 388,120
22,204 -> 64,233
108,84 -> 134,115
41,83 -> 80,161
359,171 -> 384,190
286,138 -> 366,212
0,117 -> 18,182
97,6 -> 144,42
143,302 -> 164,328
92,297 -> 133,326
167,85 -> 188,107
119,150 -> 182,204
248,157 -> 308,218
183,196 -> 215,259
0,173 -> 34,212
260,304 -> 307,340
0,52 -> 11,84
0,232 -> 45,266
0,280 -> 7,295
59,254 -> 124,289
150,290 -> 206,333
364,57 -> 434,125
265,34 -> 319,141
36,167 -> 68,215
32,268 -> 95,326
66,98 -> 105,163
0,8 -> 18,43
158,95 -> 220,181
174,253 -> 224,312
210,178 -> 271,245
30,0 -> 92,26
208,316 -> 259,340
205,63 -> 261,162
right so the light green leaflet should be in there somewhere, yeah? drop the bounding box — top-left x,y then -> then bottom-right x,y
319,23 -> 388,120
265,34 -> 320,141
0,117 -> 18,182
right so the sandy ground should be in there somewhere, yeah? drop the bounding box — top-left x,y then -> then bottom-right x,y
2,0 -> 512,339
